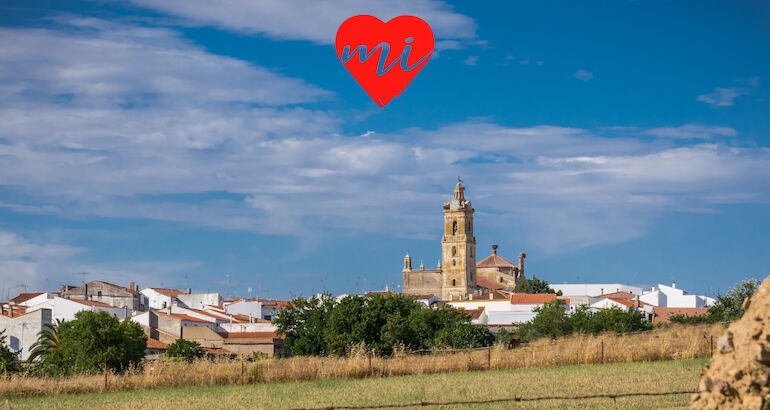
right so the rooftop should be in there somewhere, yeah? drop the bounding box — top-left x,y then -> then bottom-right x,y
510,293 -> 559,304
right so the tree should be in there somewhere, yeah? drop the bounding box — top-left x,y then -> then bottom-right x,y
513,276 -> 555,294
42,310 -> 146,375
165,339 -> 205,362
0,329 -> 20,374
515,300 -> 570,342
709,278 -> 760,324
274,293 -> 493,356
28,319 -> 64,364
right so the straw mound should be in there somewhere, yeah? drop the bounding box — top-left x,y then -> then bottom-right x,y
691,276 -> 770,409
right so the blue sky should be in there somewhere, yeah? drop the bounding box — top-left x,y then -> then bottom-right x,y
1,0 -> 768,300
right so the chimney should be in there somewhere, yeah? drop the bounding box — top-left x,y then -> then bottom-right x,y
672,281 -> 677,289
518,253 -> 526,277
187,288 -> 192,294
636,295 -> 640,308
9,305 -> 13,317
491,244 -> 498,255
601,288 -> 604,295
84,283 -> 89,300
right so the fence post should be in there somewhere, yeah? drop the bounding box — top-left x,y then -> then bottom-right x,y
368,351 -> 372,376
103,357 -> 108,391
601,339 -> 604,364
710,335 -> 713,356
487,346 -> 491,370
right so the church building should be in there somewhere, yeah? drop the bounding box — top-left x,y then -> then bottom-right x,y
402,181 -> 526,300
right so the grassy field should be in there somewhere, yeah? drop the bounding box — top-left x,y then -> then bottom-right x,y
6,359 -> 706,409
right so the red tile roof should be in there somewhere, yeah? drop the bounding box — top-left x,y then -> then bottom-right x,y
1,305 -> 28,318
148,288 -> 185,298
69,299 -> 118,308
652,307 -> 710,324
217,332 -> 280,339
461,308 -> 485,320
510,293 -> 558,304
10,293 -> 44,304
476,254 -> 518,269
476,277 -> 507,291
154,311 -> 212,323
595,291 -> 637,300
146,338 -> 168,350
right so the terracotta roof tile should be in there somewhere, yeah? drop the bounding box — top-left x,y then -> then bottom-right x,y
510,293 -> 558,304
10,293 -> 44,304
69,299 -> 118,308
594,291 -> 637,300
476,254 -> 518,269
146,338 -> 168,349
461,308 -> 485,319
652,307 -> 710,324
148,288 -> 185,298
475,277 -> 507,290
217,332 -> 280,339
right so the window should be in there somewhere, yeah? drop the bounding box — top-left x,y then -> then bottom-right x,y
500,277 -> 504,283
451,246 -> 457,256
97,291 -> 102,297
453,259 -> 456,266
452,279 -> 456,286
452,220 -> 458,235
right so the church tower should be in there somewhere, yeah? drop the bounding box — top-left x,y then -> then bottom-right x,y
441,180 -> 477,299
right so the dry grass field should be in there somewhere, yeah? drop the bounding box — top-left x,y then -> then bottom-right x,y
0,323 -> 721,398
5,359 -> 707,409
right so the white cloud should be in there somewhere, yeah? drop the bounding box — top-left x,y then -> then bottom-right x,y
1,18 -> 769,257
645,124 -> 737,139
0,19 -> 330,107
697,87 -> 747,107
0,230 -> 197,296
464,55 -> 479,66
127,0 -> 477,44
697,78 -> 759,107
574,69 -> 593,81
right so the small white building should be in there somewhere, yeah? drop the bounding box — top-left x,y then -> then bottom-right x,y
29,297 -> 127,322
640,283 -> 715,308
224,300 -> 262,318
447,291 -> 568,326
140,288 -> 186,310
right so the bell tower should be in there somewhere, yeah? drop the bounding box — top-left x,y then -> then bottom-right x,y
441,179 -> 477,299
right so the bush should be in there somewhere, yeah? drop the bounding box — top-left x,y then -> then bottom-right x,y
0,329 -> 21,374
513,276 -> 555,294
515,301 -> 651,343
274,293 -> 493,356
165,339 -> 205,362
39,310 -> 146,375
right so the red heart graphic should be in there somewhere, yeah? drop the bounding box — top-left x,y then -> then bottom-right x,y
336,15 -> 434,108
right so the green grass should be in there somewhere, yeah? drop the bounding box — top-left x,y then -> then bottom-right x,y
6,359 -> 706,409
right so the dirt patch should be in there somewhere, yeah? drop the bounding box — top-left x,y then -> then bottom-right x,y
692,276 -> 770,409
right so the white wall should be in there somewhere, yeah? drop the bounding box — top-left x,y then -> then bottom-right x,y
31,297 -> 127,322
447,299 -> 512,312
140,288 -> 176,310
225,301 -> 262,318
0,308 -> 52,361
218,322 -> 277,333
19,293 -> 57,307
551,284 -> 644,296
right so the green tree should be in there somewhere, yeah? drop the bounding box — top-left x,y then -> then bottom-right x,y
515,300 -> 570,342
513,276 -> 555,294
165,339 -> 205,362
274,294 -> 336,356
43,310 -> 146,375
28,319 -> 64,364
0,329 -> 21,374
434,322 -> 495,349
709,278 -> 760,324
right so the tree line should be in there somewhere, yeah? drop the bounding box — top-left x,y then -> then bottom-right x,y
273,293 -> 495,356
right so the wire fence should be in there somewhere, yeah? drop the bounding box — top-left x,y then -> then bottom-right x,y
291,390 -> 699,409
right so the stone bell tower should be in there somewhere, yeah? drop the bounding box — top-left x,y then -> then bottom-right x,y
441,179 -> 477,300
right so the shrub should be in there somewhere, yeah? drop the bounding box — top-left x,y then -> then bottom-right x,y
40,310 -> 146,375
0,329 -> 21,374
512,276 -> 555,294
165,339 -> 205,362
